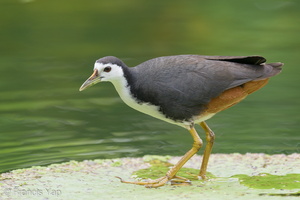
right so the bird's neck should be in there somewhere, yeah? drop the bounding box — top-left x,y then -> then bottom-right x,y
110,67 -> 138,109
111,76 -> 133,103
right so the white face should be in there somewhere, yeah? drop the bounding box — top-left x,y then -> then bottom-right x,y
94,62 -> 124,82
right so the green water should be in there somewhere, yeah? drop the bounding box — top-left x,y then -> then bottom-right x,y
0,0 -> 299,173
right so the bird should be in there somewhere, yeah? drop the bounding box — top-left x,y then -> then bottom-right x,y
79,55 -> 283,188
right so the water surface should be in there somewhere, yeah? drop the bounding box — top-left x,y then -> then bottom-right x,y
0,0 -> 299,173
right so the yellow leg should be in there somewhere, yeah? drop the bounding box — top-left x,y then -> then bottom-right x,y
198,121 -> 215,179
116,126 -> 203,188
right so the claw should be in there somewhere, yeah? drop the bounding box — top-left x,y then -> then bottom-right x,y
115,176 -> 169,188
115,176 -> 125,182
115,175 -> 191,188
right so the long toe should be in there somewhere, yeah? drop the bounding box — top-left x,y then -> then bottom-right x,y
116,176 -> 171,188
170,176 -> 192,186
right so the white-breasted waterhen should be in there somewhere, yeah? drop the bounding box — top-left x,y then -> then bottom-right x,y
79,55 -> 283,188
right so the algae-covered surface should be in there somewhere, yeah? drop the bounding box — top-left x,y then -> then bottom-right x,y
0,153 -> 299,200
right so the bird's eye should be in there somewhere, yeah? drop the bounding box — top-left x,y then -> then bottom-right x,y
103,66 -> 112,72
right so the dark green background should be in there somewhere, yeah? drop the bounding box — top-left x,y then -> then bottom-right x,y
0,0 -> 299,172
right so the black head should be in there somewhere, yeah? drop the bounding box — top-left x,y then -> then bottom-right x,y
96,56 -> 127,67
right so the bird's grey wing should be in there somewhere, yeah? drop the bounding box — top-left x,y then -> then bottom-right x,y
134,55 -> 281,100
131,55 -> 282,120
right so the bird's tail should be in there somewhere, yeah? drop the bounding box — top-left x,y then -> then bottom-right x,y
262,62 -> 283,78
243,62 -> 283,94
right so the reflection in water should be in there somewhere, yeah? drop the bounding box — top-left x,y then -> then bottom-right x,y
0,0 -> 299,172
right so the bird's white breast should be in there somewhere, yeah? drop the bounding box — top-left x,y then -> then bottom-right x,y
110,76 -> 189,128
110,76 -> 215,129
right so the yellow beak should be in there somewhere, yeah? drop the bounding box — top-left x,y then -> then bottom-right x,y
79,69 -> 100,91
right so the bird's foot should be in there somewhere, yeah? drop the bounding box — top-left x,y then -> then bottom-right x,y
185,172 -> 208,180
198,171 -> 209,180
199,174 -> 208,180
170,175 -> 192,186
115,175 -> 191,188
115,176 -> 168,188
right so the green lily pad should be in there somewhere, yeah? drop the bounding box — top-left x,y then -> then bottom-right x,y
133,159 -> 215,181
232,173 -> 300,189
